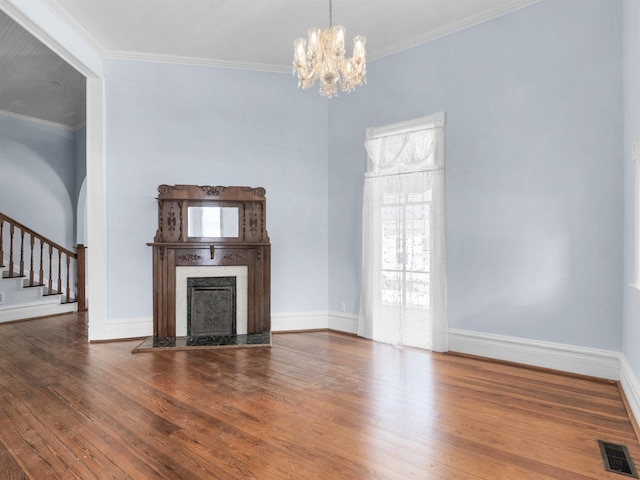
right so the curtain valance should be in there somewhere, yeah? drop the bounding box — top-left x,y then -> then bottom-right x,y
364,113 -> 445,176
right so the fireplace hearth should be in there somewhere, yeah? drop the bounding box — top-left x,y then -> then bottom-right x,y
133,331 -> 271,352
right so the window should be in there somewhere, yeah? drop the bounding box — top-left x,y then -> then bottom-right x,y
358,112 -> 447,352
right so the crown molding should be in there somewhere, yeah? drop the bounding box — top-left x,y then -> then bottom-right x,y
101,50 -> 291,74
37,0 -> 543,73
40,0 -> 288,72
39,0 -> 106,57
368,0 -> 543,62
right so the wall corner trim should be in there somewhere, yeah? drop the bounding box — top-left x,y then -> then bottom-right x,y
620,356 -> 640,427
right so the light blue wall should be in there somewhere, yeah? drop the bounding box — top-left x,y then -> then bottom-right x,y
328,0 -> 623,350
104,60 -> 329,321
4,0 -> 629,355
623,0 -> 640,377
74,126 -> 86,197
0,113 -> 79,248
73,126 -> 86,242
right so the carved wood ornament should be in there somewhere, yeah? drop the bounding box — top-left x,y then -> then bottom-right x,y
148,185 -> 271,338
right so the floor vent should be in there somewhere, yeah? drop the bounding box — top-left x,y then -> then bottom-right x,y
598,440 -> 639,478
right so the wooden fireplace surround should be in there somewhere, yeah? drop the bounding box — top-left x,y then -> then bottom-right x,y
148,184 -> 270,337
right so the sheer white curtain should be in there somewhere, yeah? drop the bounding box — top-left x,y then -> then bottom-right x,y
358,113 -> 447,352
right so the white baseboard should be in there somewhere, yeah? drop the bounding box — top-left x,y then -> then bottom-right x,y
0,298 -> 77,323
270,311 -> 358,334
92,311 -> 358,341
89,316 -> 153,341
271,311 -> 329,332
620,356 -> 640,428
79,313 -> 625,382
448,328 -> 621,380
328,312 -> 359,334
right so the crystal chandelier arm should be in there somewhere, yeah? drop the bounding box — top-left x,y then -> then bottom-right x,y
294,38 -> 307,67
333,26 -> 345,55
340,35 -> 366,92
353,36 -> 366,61
307,28 -> 320,56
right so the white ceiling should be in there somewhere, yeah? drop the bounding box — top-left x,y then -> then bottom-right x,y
0,0 -> 540,127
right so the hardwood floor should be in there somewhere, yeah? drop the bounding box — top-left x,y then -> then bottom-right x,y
0,313 -> 638,479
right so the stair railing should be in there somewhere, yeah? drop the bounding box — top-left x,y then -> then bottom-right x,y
0,212 -> 86,311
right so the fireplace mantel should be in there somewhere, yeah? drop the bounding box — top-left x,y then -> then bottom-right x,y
147,185 -> 270,338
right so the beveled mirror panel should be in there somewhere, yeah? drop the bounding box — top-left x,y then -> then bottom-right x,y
187,206 -> 239,238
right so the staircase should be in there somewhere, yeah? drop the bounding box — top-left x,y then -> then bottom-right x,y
0,212 -> 86,323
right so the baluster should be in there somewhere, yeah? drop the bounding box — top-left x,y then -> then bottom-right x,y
29,235 -> 35,286
39,240 -> 44,286
9,224 -> 14,277
65,253 -> 71,303
76,244 -> 86,311
19,230 -> 25,277
48,244 -> 53,294
57,250 -> 62,294
0,219 -> 4,268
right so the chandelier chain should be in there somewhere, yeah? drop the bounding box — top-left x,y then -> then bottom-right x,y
329,0 -> 333,27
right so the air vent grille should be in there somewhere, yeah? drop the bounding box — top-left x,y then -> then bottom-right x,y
598,440 -> 639,478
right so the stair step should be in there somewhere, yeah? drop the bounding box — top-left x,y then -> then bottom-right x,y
0,275 -> 76,304
0,264 -> 73,308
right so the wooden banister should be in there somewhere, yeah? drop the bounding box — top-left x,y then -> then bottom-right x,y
0,212 -> 86,311
0,212 -> 77,259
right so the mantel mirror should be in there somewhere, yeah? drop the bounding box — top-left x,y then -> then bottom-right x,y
187,205 -> 239,239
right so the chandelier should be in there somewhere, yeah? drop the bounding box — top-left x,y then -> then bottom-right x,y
292,0 -> 366,98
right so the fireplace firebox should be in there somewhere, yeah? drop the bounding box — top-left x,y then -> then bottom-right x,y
187,276 -> 236,336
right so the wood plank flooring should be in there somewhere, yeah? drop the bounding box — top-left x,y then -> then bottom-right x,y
0,313 -> 638,479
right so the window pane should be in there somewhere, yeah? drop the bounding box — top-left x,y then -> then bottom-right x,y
380,190 -> 432,307
381,205 -> 401,269
406,272 -> 429,308
381,270 -> 402,305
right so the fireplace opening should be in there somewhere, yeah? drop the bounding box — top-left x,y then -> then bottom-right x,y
187,276 -> 236,336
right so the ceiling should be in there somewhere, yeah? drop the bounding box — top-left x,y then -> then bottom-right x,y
0,0 -> 540,128
0,9 -> 86,128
